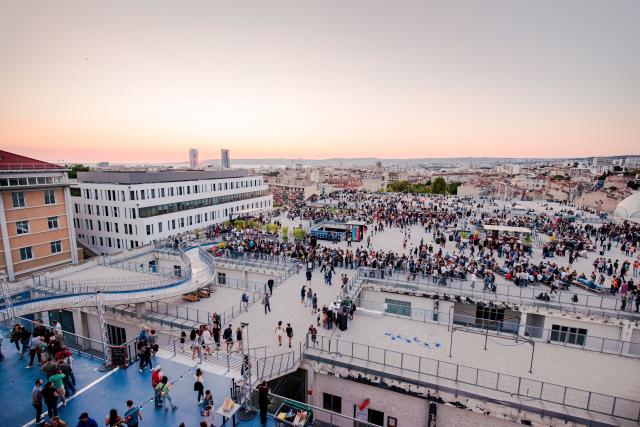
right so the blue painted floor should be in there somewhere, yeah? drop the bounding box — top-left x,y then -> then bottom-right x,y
0,340 -> 278,427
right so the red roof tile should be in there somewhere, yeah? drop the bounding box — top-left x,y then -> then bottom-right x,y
0,150 -> 63,170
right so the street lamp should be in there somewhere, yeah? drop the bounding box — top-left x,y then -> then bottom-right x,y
237,322 -> 257,420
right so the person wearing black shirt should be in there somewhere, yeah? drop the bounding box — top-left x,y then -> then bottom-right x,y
223,324 -> 233,352
258,381 -> 270,426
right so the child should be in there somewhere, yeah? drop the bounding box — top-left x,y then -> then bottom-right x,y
199,389 -> 214,415
202,404 -> 216,426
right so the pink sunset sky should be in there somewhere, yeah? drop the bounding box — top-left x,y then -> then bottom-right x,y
1,0 -> 639,163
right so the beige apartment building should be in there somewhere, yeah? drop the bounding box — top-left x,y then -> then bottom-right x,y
0,150 -> 79,281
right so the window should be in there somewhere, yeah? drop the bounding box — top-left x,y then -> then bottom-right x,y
16,220 -> 29,235
51,240 -> 62,254
44,189 -> 56,204
323,393 -> 342,413
20,246 -> 33,261
385,299 -> 411,317
130,190 -> 136,201
550,325 -> 587,346
146,224 -> 152,235
12,192 -> 25,208
106,324 -> 127,346
217,272 -> 227,285
174,265 -> 182,277
367,409 -> 384,426
48,216 -> 59,229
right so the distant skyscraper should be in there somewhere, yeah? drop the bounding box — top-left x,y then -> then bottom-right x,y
221,148 -> 230,169
189,148 -> 198,169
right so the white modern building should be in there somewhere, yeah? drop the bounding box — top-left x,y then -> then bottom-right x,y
221,148 -> 230,169
189,148 -> 199,169
71,169 -> 272,254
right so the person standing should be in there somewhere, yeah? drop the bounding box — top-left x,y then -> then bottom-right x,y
212,322 -> 221,351
155,376 -> 177,411
285,323 -> 293,348
262,292 -> 271,314
194,368 -> 205,404
258,381 -> 270,426
49,368 -> 67,406
190,329 -> 201,360
223,324 -> 234,352
312,293 -> 318,314
275,321 -> 284,347
300,285 -> 306,304
124,400 -> 142,427
267,278 -> 274,295
42,381 -> 58,418
32,378 -> 44,424
235,326 -> 243,352
241,292 -> 249,311
151,366 -> 163,408
306,270 -> 312,284
26,334 -> 42,368
305,287 -> 313,308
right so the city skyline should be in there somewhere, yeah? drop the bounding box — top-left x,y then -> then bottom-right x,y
1,0 -> 639,163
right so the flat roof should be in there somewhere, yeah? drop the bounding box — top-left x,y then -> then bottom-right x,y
482,224 -> 531,233
77,169 -> 250,184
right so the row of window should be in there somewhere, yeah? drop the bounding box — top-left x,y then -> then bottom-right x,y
0,176 -> 63,188
15,217 -> 59,235
10,190 -> 56,208
81,178 -> 263,202
78,234 -> 136,251
138,190 -> 270,218
18,240 -> 63,261
550,324 -> 588,346
75,204 -> 121,218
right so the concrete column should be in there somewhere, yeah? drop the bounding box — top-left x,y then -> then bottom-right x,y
306,366 -> 315,405
136,302 -> 146,318
518,312 -> 528,337
241,270 -> 248,284
0,195 -> 15,280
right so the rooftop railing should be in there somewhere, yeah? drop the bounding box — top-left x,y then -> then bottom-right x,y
354,298 -> 640,357
357,267 -> 639,320
304,334 -> 640,422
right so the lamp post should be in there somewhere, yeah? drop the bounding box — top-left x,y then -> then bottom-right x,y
237,321 -> 257,420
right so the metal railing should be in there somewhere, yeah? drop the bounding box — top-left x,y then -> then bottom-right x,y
99,256 -> 184,279
1,314 -> 109,361
245,389 -> 379,427
305,334 -> 640,422
32,274 -> 173,294
254,342 -> 306,384
354,298 -> 640,357
357,267 -> 639,319
5,247 -> 215,317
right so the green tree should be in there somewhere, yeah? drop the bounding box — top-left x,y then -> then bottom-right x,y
281,225 -> 289,241
430,177 -> 447,194
67,164 -> 89,179
265,223 -> 279,234
447,181 -> 462,195
292,227 -> 306,241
